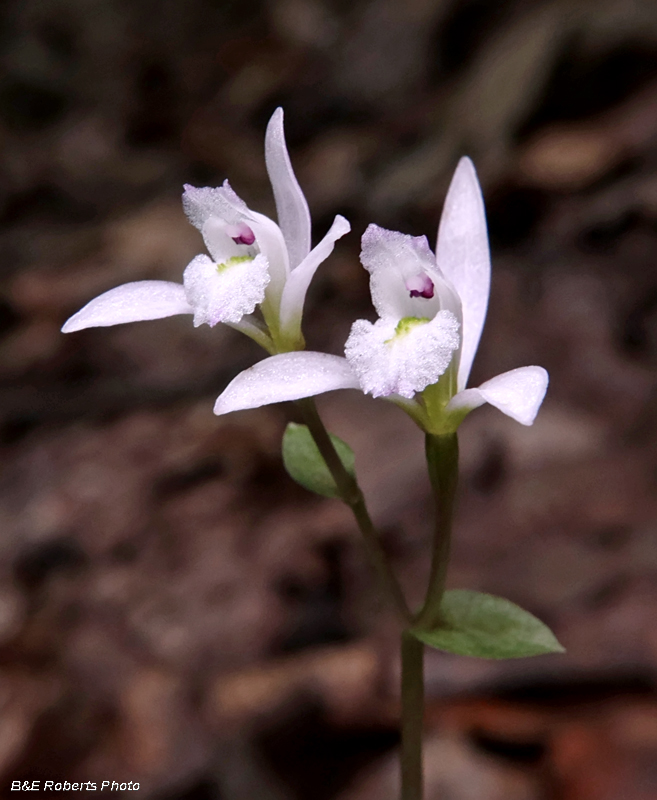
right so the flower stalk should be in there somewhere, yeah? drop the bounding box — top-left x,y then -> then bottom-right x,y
297,398 -> 460,800
296,397 -> 412,624
401,631 -> 425,800
399,433 -> 458,800
416,432 -> 459,629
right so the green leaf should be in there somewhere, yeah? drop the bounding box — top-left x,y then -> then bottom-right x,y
412,590 -> 565,659
282,422 -> 355,499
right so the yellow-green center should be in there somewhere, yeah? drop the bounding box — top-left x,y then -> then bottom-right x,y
384,316 -> 430,345
394,315 -> 430,336
216,255 -> 252,273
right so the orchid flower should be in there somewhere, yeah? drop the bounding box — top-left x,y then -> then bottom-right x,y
61,108 -> 350,354
213,158 -> 548,433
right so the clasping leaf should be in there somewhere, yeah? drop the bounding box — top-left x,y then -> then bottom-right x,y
282,422 -> 355,498
411,590 -> 565,659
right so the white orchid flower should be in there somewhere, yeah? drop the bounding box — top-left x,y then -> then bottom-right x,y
342,223 -> 461,402
61,108 -> 350,353
214,158 -> 548,432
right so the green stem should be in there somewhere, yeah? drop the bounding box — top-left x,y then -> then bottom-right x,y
416,432 -> 459,629
398,433 -> 457,800
296,397 -> 412,624
401,631 -> 424,800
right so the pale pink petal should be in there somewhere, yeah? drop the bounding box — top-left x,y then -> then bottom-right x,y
436,157 -> 491,390
447,366 -> 548,425
265,108 -> 311,270
279,215 -> 350,334
61,281 -> 192,333
214,352 -> 360,415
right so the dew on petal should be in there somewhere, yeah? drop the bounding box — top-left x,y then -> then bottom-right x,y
405,273 -> 435,299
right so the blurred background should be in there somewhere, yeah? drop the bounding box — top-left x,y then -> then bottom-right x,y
1,0 -> 657,797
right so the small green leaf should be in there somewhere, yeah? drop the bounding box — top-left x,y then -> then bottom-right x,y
282,422 -> 355,498
412,590 -> 565,659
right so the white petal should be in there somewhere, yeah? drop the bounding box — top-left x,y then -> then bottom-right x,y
447,366 -> 548,425
279,215 -> 350,334
61,281 -> 192,332
183,253 -> 270,327
183,182 -> 289,297
444,387 -> 486,414
214,352 -> 360,415
360,224 -> 461,321
184,182 -> 258,264
436,157 -> 491,390
265,108 -> 311,270
345,311 -> 460,399
247,210 -> 290,300
182,181 -> 249,231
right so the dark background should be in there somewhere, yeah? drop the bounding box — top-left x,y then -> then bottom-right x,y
1,0 -> 656,798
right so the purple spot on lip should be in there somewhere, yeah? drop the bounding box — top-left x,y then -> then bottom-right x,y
231,223 -> 255,246
406,273 -> 435,299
